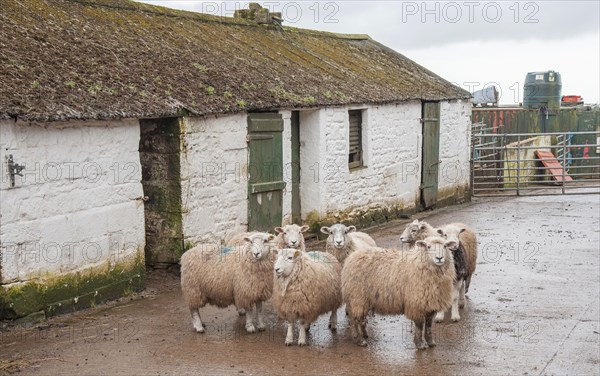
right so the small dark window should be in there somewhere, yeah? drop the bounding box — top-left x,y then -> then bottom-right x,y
348,110 -> 363,169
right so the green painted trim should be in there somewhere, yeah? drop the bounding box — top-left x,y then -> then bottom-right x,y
248,117 -> 284,132
291,111 -> 301,224
250,181 -> 286,194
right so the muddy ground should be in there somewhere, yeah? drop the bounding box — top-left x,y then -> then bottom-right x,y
1,193 -> 599,375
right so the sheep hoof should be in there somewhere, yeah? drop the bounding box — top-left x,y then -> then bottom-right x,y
416,342 -> 429,350
297,340 -> 307,347
194,326 -> 205,333
285,340 -> 294,346
427,340 -> 437,347
245,325 -> 256,334
328,324 -> 337,331
451,316 -> 460,322
238,309 -> 246,316
434,313 -> 445,323
257,324 -> 266,332
459,301 -> 466,309
357,339 -> 367,347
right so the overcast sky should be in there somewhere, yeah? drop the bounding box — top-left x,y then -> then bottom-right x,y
137,1 -> 600,104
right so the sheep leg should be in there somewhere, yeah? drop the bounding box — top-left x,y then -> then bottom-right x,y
191,309 -> 205,333
245,305 -> 257,333
459,280 -> 467,308
328,309 -> 338,331
350,316 -> 368,346
451,282 -> 461,322
424,312 -> 436,347
255,301 -> 266,331
434,310 -> 445,323
361,316 -> 369,338
285,322 -> 295,346
297,320 -> 309,346
413,319 -> 428,350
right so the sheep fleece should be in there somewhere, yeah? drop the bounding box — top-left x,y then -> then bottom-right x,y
342,247 -> 455,322
180,246 -> 273,311
273,252 -> 342,324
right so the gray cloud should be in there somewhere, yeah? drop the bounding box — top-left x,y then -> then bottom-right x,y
137,1 -> 599,49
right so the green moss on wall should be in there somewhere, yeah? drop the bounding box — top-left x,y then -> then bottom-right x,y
0,253 -> 145,320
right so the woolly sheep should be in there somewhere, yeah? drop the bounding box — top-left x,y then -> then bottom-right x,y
320,224 -> 377,264
273,249 -> 342,346
434,223 -> 478,322
342,236 -> 457,349
274,224 -> 309,251
181,232 -> 276,334
399,219 -> 438,244
225,232 -> 258,316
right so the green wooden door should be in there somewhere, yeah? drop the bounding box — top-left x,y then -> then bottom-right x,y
247,113 -> 285,232
291,111 -> 301,224
421,102 -> 441,209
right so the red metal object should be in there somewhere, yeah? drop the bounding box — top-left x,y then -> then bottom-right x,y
560,95 -> 583,106
535,150 -> 573,182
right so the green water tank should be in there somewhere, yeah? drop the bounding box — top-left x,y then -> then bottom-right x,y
523,71 -> 562,108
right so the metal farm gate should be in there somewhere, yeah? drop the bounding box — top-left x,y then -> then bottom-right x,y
471,123 -> 600,196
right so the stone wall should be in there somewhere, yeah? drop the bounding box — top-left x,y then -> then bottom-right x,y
299,102 -> 424,229
0,119 -> 145,320
297,100 -> 472,229
139,118 -> 183,267
180,114 -> 249,247
437,100 -> 472,204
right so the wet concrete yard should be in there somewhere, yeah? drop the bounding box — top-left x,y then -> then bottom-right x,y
1,193 -> 599,375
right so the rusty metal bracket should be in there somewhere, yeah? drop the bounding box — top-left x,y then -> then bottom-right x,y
6,154 -> 25,188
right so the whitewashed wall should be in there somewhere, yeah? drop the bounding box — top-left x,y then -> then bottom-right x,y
0,119 -> 145,284
438,100 -> 472,193
298,110 -> 323,218
179,100 -> 470,244
299,101 -> 424,219
280,110 -> 292,224
180,114 -> 248,245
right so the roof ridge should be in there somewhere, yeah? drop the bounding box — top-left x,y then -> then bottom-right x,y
70,0 -> 371,40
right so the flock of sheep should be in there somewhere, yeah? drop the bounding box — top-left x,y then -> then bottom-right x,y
180,220 -> 477,350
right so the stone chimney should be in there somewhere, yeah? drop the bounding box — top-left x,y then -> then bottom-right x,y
234,3 -> 283,26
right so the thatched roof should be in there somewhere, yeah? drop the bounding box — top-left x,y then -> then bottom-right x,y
0,0 -> 470,122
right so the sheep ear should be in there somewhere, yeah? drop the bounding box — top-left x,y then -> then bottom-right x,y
300,225 -> 310,233
419,223 -> 427,230
415,240 -> 427,249
293,250 -> 301,258
320,226 -> 331,235
459,228 -> 467,234
436,228 -> 445,236
274,227 -> 284,234
272,248 -> 279,255
346,226 -> 357,233
268,234 -> 275,241
243,236 -> 252,243
445,241 -> 458,250
411,219 -> 419,224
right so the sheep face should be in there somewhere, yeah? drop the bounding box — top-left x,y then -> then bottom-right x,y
436,226 -> 465,251
415,237 -> 457,267
274,248 -> 301,278
275,224 -> 309,248
320,224 -> 356,249
400,219 -> 425,243
243,233 -> 276,261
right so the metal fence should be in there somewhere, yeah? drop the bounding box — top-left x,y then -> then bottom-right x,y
471,127 -> 600,196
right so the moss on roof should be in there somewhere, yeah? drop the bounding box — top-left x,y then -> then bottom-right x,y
0,0 -> 470,121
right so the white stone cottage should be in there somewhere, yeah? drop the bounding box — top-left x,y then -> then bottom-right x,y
0,0 -> 471,320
